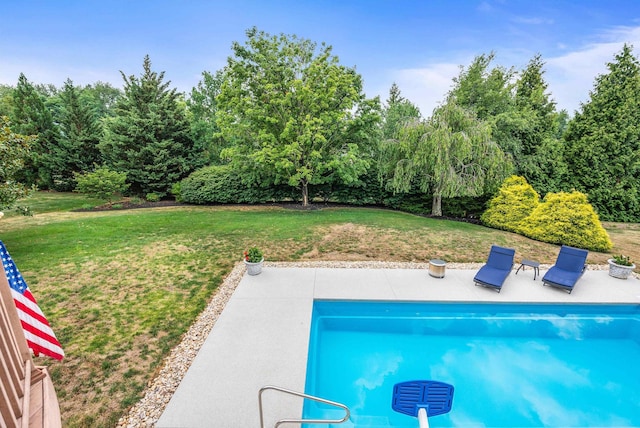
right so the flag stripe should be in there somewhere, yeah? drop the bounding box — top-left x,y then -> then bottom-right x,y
23,329 -> 65,360
1,240 -> 64,360
13,301 -> 61,344
12,290 -> 51,327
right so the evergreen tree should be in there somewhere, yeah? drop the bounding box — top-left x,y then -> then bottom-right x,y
513,54 -> 568,194
515,54 -> 556,154
100,55 -> 195,197
381,83 -> 421,141
563,44 -> 640,221
519,191 -> 612,251
11,73 -> 61,188
386,82 -> 405,105
55,79 -> 103,190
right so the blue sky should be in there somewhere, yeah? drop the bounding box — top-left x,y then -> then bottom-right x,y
2,0 -> 640,115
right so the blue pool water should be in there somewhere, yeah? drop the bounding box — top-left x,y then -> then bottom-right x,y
302,301 -> 640,427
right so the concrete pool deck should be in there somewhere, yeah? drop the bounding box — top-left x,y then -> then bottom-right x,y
156,265 -> 640,428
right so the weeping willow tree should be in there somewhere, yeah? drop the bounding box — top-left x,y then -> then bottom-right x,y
379,100 -> 512,216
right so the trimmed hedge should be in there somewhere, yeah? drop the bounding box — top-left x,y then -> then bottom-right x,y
481,176 -> 539,231
178,165 -> 297,204
518,191 -> 613,252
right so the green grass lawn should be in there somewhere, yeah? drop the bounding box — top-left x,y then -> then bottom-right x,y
1,191 -> 105,217
1,192 -> 637,427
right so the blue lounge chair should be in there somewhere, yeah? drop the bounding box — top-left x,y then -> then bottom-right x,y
473,245 -> 515,292
542,245 -> 588,293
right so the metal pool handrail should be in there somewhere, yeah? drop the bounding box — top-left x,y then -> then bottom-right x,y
258,385 -> 350,427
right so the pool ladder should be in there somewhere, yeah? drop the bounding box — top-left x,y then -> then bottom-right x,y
259,385 -> 350,427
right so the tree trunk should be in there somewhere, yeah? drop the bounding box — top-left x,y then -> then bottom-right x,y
431,194 -> 442,216
301,182 -> 309,206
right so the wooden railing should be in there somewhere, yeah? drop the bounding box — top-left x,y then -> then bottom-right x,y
0,268 -> 61,428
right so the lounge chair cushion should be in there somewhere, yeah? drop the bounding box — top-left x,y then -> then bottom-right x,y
542,245 -> 588,293
474,265 -> 512,289
553,245 -> 589,273
541,266 -> 583,288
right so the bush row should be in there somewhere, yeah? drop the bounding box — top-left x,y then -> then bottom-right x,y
176,166 -> 488,218
481,176 -> 612,251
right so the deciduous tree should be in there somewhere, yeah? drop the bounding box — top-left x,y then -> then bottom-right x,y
0,117 -> 35,211
451,53 -> 567,196
82,81 -> 122,118
217,27 -> 380,206
380,100 -> 511,216
0,85 -> 14,117
188,70 -> 227,166
450,53 -> 515,122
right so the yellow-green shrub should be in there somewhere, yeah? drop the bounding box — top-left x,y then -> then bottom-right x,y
481,176 -> 539,231
519,191 -> 612,252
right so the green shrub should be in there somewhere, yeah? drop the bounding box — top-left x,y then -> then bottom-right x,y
74,167 -> 129,203
481,176 -> 539,231
145,193 -> 160,202
170,182 -> 182,202
519,191 -> 612,252
179,165 -> 298,204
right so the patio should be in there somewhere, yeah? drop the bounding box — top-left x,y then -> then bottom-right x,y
156,264 -> 640,427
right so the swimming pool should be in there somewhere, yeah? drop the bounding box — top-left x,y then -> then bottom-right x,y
303,301 -> 640,427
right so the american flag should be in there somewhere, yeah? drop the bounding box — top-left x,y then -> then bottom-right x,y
1,240 -> 64,360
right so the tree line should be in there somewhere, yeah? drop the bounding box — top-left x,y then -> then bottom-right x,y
1,27 -> 639,221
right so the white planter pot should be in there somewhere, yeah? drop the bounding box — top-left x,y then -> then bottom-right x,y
244,258 -> 264,276
607,259 -> 635,279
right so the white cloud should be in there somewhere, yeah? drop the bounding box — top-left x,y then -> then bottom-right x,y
546,26 -> 640,114
374,27 -> 640,117
387,62 -> 462,117
375,25 -> 640,118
